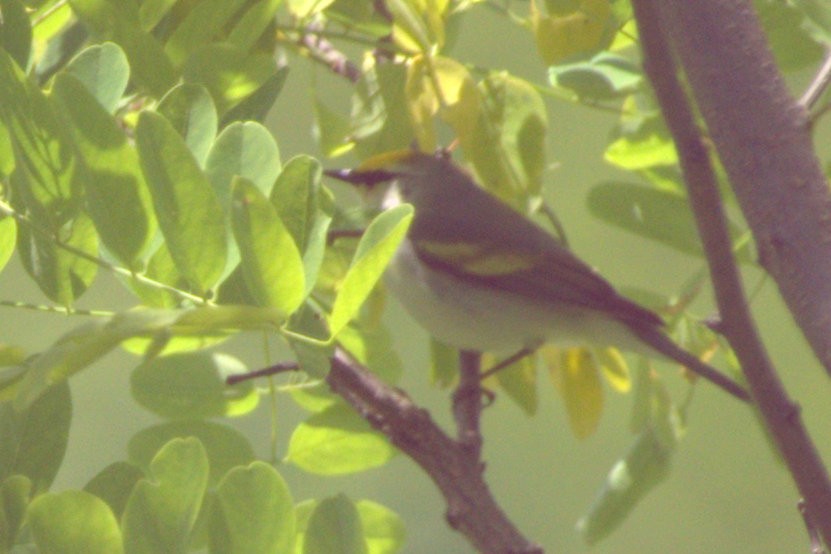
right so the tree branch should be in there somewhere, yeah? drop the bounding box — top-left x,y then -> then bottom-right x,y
654,1 -> 831,379
632,0 -> 831,544
327,347 -> 542,554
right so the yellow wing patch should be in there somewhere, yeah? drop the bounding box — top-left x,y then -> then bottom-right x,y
415,240 -> 539,275
356,150 -> 418,172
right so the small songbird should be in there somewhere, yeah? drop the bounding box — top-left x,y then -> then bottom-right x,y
325,149 -> 748,401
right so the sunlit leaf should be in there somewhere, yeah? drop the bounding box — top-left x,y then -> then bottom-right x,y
130,351 -> 258,419
463,73 -> 547,203
163,0 -> 249,67
158,83 -> 218,166
211,462 -> 296,553
545,347 -> 604,438
303,494 -> 368,554
531,0 -> 615,66
29,491 -> 123,554
406,54 -> 479,153
286,403 -> 395,475
0,0 -> 32,70
0,474 -> 32,549
63,42 -> 129,113
0,381 -> 70,492
182,43 -> 277,115
231,177 -> 306,314
128,420 -> 255,486
51,74 -> 156,267
122,438 -> 208,553
137,110 -> 227,294
328,205 -> 412,338
577,426 -> 674,545
68,0 -> 177,96
549,52 -> 641,99
84,461 -> 145,519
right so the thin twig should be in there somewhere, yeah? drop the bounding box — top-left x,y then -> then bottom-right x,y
453,350 -> 483,457
799,49 -> 831,111
225,361 -> 300,385
0,300 -> 114,317
0,199 -> 207,305
291,22 -> 363,83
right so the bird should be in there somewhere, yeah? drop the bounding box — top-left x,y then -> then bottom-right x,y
324,149 -> 749,402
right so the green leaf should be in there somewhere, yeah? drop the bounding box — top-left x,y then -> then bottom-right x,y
604,123 -> 678,170
63,41 -> 130,113
68,0 -> 177,97
0,0 -> 32,70
51,73 -> 156,267
13,313 -> 152,410
313,98 -> 353,157
29,490 -> 123,554
286,403 -> 395,475
0,117 -> 13,177
137,110 -> 227,294
221,66 -> 289,126
336,324 -> 402,384
577,426 -> 674,545
0,381 -> 70,492
549,52 -> 642,100
351,64 -> 413,158
206,121 -> 282,206
210,462 -> 296,554
0,216 -> 16,275
138,0 -> 177,30
183,43 -> 277,115
122,437 -> 209,554
33,17 -> 86,82
128,420 -> 255,485
546,347 -> 604,439
227,0 -> 281,52
125,243 -> 183,308
493,354 -> 538,416
271,155 -> 332,295
130,351 -> 258,419
587,182 -> 704,257
0,474 -> 32,549
15,212 -> 98,305
158,83 -> 218,166
303,494 -> 368,554
328,204 -> 412,338
84,461 -> 145,520
464,72 -> 547,203
354,500 -> 406,554
231,177 -> 306,313
0,49 -> 81,226
163,0 -> 249,67
295,498 -> 403,554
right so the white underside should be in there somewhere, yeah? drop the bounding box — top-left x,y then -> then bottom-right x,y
385,240 -> 650,354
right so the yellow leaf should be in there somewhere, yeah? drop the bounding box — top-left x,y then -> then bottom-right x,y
544,346 -> 604,438
594,347 -> 631,392
530,0 -> 614,66
405,55 -> 480,151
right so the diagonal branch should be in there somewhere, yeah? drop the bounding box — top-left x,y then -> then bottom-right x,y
327,347 -> 542,554
655,0 -> 831,379
632,0 -> 831,544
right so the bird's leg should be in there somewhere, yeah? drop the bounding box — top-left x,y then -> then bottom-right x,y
479,347 -> 536,381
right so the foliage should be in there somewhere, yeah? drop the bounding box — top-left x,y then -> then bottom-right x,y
0,0 -> 828,551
